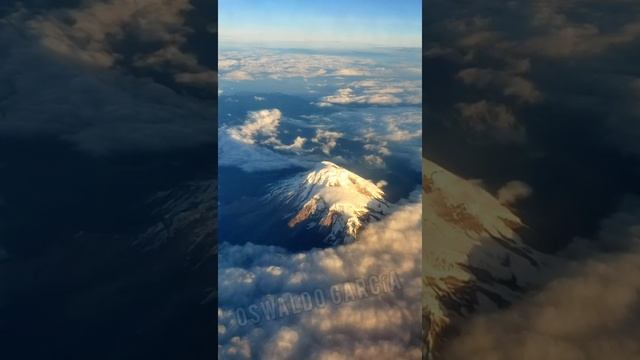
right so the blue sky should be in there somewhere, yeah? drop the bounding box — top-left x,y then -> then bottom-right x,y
219,0 -> 421,48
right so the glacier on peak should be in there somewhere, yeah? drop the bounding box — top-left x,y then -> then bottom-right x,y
423,158 -> 553,358
265,161 -> 391,245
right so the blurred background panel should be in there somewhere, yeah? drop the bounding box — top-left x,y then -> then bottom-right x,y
422,1 -> 640,359
0,1 -> 218,358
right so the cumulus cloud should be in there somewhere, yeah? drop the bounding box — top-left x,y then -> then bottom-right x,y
425,0 -> 640,151
225,70 -> 254,81
0,25 -> 215,155
364,143 -> 392,156
219,133 -> 306,172
384,113 -> 422,142
442,197 -> 640,360
455,101 -> 525,143
497,180 -> 533,205
0,2 -> 216,155
174,70 -> 217,86
228,109 -> 283,144
218,50 -> 374,81
272,136 -> 307,153
312,129 -> 344,156
319,80 -> 422,106
363,155 -> 385,168
24,0 -> 212,79
218,197 -> 422,360
457,67 -> 542,103
332,68 -> 369,76
220,109 -> 313,170
225,108 -> 310,154
525,4 -> 640,58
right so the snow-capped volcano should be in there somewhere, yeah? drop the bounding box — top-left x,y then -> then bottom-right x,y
134,180 -> 217,267
423,158 -> 552,358
266,161 -> 391,245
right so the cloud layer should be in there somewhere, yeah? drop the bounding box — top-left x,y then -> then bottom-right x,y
219,50 -> 375,81
0,2 -> 216,155
218,196 -> 422,360
442,197 -> 640,360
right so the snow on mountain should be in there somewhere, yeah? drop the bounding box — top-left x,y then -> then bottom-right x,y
134,180 -> 217,266
265,161 -> 391,245
423,158 -> 552,358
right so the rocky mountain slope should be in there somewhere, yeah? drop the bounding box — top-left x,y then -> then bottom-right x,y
265,161 -> 391,245
423,158 -> 551,358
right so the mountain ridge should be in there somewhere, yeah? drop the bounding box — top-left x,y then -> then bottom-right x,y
265,161 -> 391,245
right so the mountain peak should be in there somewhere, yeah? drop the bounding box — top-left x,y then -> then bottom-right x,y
266,162 -> 390,245
423,158 -> 549,358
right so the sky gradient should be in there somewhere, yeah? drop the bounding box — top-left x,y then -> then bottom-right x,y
219,0 -> 421,47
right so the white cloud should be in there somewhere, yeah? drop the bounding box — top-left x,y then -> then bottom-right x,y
228,109 -> 282,144
26,0 -> 196,69
221,109 -> 312,170
457,67 -> 542,103
219,132 -> 306,172
273,136 -> 307,153
497,180 -> 533,205
312,129 -> 344,156
218,196 -> 422,359
0,25 -> 215,155
219,58 -> 239,71
225,70 -> 254,81
363,155 -> 385,168
332,68 -> 369,76
442,197 -> 640,360
364,143 -> 392,156
455,101 -> 525,143
174,70 -> 217,86
218,50 -> 374,81
319,80 -> 421,106
372,111 -> 422,143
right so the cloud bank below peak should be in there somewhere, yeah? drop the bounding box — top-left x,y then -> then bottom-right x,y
218,194 -> 422,360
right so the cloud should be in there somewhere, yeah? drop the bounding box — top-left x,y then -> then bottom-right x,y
218,197 -> 422,359
363,155 -> 385,168
332,68 -> 369,76
312,129 -> 344,156
457,67 -> 542,103
319,80 -> 422,106
384,113 -> 422,142
221,109 -> 312,170
0,2 -> 217,155
219,132 -> 306,172
442,197 -> 640,360
525,4 -> 640,58
228,109 -> 283,144
497,180 -> 533,205
218,50 -> 374,81
0,25 -> 215,155
174,70 -> 217,86
423,1 -> 640,153
364,143 -> 391,156
272,136 -> 307,153
225,70 -> 254,81
219,58 -> 239,70
26,0 -> 195,68
455,101 -> 525,143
